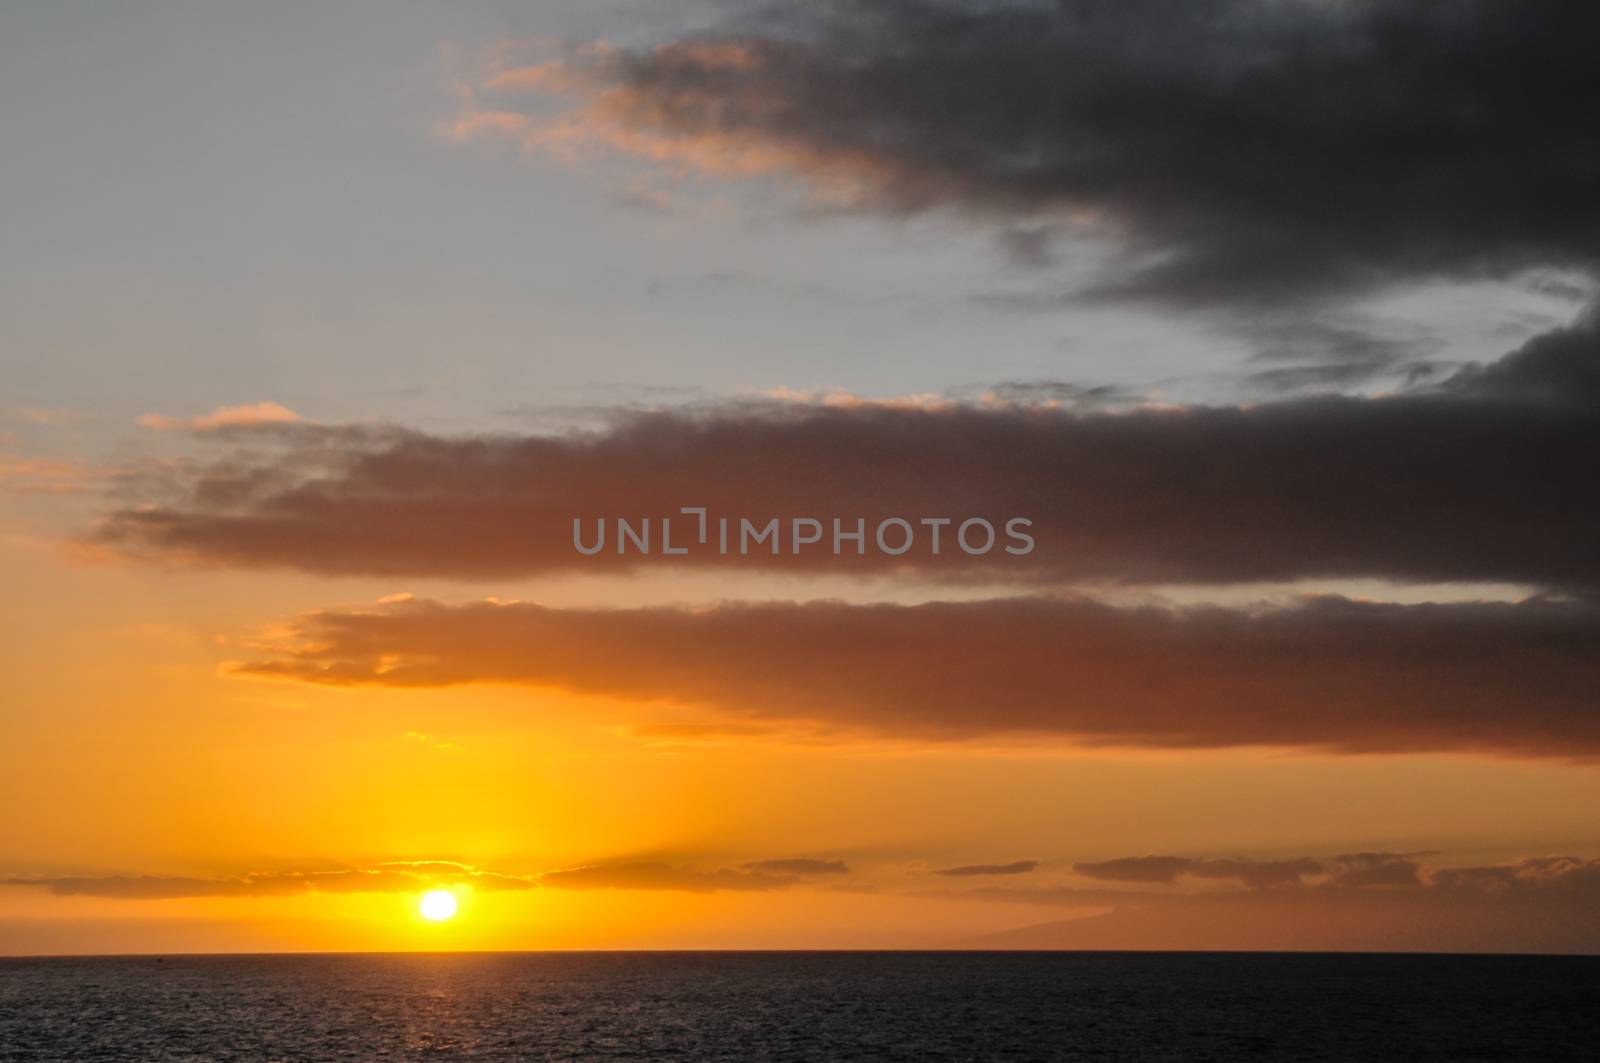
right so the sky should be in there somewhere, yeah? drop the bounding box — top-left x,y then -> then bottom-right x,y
3,0 -> 1599,954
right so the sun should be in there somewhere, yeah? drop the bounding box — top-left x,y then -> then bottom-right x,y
419,889 -> 458,922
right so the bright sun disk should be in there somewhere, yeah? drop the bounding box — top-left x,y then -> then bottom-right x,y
419,889 -> 458,921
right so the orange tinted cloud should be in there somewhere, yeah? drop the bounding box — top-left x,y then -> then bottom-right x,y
228,594 -> 1600,759
4,861 -> 534,899
0,455 -> 105,495
539,861 -> 844,893
137,402 -> 302,433
5,858 -> 857,900
935,861 -> 1039,878
14,852 -> 1594,953
454,38 -> 912,208
1075,856 -> 1335,888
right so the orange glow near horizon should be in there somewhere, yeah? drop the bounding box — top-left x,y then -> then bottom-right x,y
5,492 -> 1600,956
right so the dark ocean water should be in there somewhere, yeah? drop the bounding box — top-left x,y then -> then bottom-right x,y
2,951 -> 1596,1061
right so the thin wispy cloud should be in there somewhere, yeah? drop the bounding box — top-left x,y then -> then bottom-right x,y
1075,856 -> 1329,888
935,861 -> 1039,878
137,402 -> 303,433
3,856 -> 858,899
0,455 -> 107,496
540,862 -> 821,893
2,861 -> 536,899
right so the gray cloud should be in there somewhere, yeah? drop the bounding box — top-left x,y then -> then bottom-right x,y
94,314 -> 1600,591
1446,303 -> 1600,407
486,0 -> 1600,307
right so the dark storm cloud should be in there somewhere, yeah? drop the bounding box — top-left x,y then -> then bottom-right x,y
228,593 -> 1600,759
94,314 -> 1600,590
934,861 -> 1039,877
1446,303 -> 1600,407
485,0 -> 1600,305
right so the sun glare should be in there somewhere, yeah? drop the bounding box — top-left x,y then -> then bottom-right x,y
419,889 -> 458,922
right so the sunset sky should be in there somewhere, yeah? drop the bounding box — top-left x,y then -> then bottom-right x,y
3,0 -> 1599,955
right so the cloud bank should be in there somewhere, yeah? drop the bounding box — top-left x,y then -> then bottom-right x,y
960,854 -> 1600,953
228,593 -> 1600,759
2,861 -> 535,900
460,0 -> 1600,306
3,857 -> 856,899
95,315 -> 1600,590
13,850 -> 1599,954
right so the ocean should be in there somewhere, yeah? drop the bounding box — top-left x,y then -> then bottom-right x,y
2,951 -> 1596,1060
